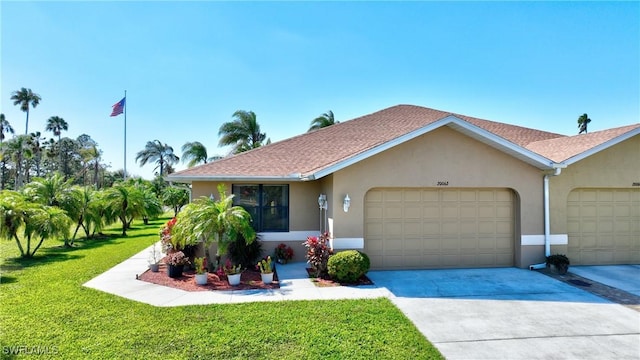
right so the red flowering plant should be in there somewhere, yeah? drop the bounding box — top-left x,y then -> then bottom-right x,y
303,232 -> 333,277
274,243 -> 294,264
160,217 -> 178,253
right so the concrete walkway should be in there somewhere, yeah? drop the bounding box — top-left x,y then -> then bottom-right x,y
83,244 -> 391,307
84,246 -> 640,359
571,265 -> 640,297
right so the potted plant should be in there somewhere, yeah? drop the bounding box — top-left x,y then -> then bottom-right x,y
546,254 -> 570,275
193,257 -> 208,285
148,242 -> 161,272
274,243 -> 294,264
166,251 -> 190,278
257,256 -> 274,284
223,259 -> 243,286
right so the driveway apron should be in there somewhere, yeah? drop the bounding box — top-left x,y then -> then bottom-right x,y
367,268 -> 640,360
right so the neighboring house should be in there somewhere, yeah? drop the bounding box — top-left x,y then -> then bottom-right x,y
167,105 -> 640,269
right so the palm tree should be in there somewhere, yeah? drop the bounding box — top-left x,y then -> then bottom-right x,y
135,140 -> 179,176
181,141 -> 210,167
10,87 -> 41,134
218,110 -> 268,153
0,114 -> 14,143
171,184 -> 256,270
45,116 -> 68,142
103,183 -> 146,236
4,135 -> 33,189
28,131 -> 44,178
578,113 -> 591,134
0,190 -> 71,257
308,110 -> 338,131
0,114 -> 14,190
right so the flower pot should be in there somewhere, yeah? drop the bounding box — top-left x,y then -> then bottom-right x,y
167,264 -> 184,278
149,263 -> 160,273
277,258 -> 288,265
195,273 -> 208,285
227,273 -> 241,286
261,272 -> 274,285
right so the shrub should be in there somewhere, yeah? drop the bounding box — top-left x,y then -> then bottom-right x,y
228,234 -> 263,267
303,232 -> 333,277
327,250 -> 370,283
546,254 -> 570,266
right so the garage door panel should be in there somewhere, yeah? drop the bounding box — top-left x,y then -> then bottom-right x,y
365,188 -> 514,269
567,189 -> 640,265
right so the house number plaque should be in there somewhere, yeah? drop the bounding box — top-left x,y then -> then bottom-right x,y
633,182 -> 640,187
437,181 -> 449,186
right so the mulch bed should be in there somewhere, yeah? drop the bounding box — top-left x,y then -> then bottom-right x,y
138,264 -> 279,292
306,268 -> 374,287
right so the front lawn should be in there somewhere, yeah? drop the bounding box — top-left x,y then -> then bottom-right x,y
0,217 -> 442,359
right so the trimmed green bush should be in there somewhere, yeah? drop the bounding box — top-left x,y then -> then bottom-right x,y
327,250 -> 370,283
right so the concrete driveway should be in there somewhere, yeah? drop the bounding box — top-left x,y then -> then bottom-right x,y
367,267 -> 640,360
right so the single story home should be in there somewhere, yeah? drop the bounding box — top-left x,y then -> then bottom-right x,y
167,105 -> 639,269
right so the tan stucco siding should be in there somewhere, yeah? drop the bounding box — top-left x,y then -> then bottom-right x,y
330,127 -> 544,245
549,135 -> 640,234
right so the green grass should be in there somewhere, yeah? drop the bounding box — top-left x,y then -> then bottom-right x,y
0,217 -> 442,359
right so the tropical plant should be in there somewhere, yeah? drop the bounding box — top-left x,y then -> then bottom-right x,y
256,256 -> 273,274
161,186 -> 189,217
578,113 -> 591,134
103,182 -> 146,236
135,140 -> 179,176
181,141 -> 211,167
228,234 -> 263,268
0,113 -> 14,143
308,110 -> 338,131
274,243 -> 294,263
4,134 -> 33,189
171,184 -> 256,270
193,257 -> 207,274
218,110 -> 268,154
45,116 -> 68,143
303,232 -> 333,277
0,190 -> 72,257
222,259 -> 242,275
10,87 -> 41,134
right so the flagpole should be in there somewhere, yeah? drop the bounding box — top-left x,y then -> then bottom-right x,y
124,90 -> 127,180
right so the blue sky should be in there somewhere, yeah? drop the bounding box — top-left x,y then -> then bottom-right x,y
2,1 -> 638,180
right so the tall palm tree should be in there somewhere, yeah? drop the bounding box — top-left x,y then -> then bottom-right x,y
181,141 -> 213,167
45,116 -> 68,142
0,114 -> 14,143
578,113 -> 591,134
28,131 -> 44,178
135,140 -> 179,176
308,110 -> 338,131
171,184 -> 256,270
10,87 -> 41,134
218,110 -> 267,154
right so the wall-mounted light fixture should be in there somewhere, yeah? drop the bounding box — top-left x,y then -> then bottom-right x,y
343,194 -> 351,212
209,193 -> 215,201
318,194 -> 328,232
318,194 -> 327,210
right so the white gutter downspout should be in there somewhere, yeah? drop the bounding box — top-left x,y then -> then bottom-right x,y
530,167 -> 562,270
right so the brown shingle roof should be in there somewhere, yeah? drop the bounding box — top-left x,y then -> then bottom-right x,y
168,104 -> 636,180
525,124 -> 640,162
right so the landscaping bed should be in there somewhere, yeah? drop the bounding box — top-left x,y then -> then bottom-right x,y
306,268 -> 374,287
138,264 -> 279,291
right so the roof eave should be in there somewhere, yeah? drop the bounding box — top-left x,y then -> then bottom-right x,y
560,127 -> 640,166
165,174 -> 305,184
311,115 -> 557,179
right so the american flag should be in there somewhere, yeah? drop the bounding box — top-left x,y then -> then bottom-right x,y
110,97 -> 125,117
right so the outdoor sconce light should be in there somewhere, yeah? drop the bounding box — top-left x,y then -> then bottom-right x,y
343,194 -> 351,212
209,193 -> 215,201
318,194 -> 327,210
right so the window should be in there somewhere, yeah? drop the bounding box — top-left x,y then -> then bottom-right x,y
232,184 -> 289,232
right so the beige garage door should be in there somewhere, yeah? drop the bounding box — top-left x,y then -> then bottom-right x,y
364,188 -> 514,269
567,189 -> 640,265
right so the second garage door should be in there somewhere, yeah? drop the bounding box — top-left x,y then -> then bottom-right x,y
364,188 -> 515,269
567,188 -> 640,265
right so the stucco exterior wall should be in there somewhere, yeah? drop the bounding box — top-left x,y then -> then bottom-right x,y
549,135 -> 640,234
328,126 -> 545,267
